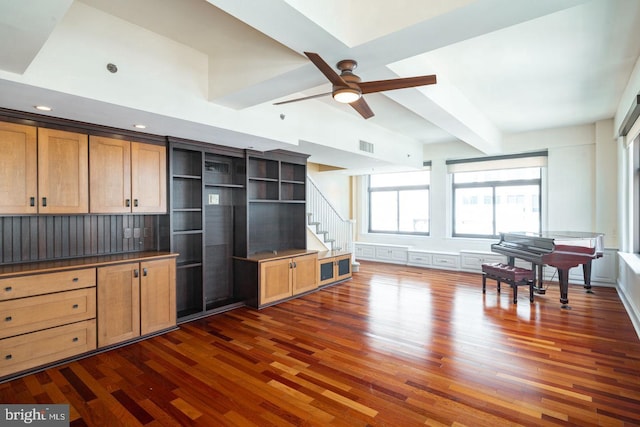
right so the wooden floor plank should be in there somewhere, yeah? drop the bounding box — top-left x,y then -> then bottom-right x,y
2,261 -> 640,426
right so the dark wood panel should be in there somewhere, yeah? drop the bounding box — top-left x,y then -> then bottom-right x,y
2,262 -> 639,425
0,214 -> 159,265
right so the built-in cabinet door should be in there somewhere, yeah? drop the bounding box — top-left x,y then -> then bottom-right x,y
140,258 -> 176,335
0,122 -> 37,214
292,254 -> 318,295
131,142 -> 167,213
89,136 -> 131,213
260,258 -> 292,305
335,254 -> 352,282
97,263 -> 140,347
37,128 -> 89,214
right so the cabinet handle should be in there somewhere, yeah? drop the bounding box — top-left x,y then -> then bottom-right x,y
289,262 -> 293,269
72,304 -> 79,309
143,268 -> 148,277
5,354 -> 12,360
293,261 -> 297,268
41,197 -> 47,207
126,199 -> 131,207
29,197 -> 35,207
4,286 -> 11,292
72,277 -> 79,282
133,199 -> 139,207
134,269 -> 139,278
5,316 -> 12,322
72,337 -> 79,342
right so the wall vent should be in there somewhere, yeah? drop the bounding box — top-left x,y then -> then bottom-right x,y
359,140 -> 374,153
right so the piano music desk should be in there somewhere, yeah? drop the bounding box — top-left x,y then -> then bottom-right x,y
482,262 -> 535,304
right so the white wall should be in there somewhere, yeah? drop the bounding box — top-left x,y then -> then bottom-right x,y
615,54 -> 640,337
307,163 -> 351,219
348,122 -> 618,255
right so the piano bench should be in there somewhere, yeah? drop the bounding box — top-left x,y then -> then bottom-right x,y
481,262 -> 534,304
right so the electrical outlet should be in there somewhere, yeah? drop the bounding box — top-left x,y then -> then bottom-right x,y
208,193 -> 220,205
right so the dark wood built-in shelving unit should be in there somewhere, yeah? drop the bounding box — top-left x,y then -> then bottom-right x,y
169,139 -> 248,321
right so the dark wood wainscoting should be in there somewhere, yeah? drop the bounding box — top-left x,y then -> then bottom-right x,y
0,214 -> 161,264
1,261 -> 639,425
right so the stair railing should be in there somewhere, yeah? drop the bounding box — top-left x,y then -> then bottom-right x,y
306,175 -> 354,255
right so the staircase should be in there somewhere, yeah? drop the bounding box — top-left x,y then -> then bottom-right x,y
306,176 -> 354,255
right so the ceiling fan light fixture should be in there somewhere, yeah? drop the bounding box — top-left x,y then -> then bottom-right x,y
333,87 -> 361,104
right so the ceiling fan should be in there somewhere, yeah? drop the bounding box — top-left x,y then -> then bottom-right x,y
274,52 -> 437,119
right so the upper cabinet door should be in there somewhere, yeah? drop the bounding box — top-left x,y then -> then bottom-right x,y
89,136 -> 131,213
131,142 -> 167,213
37,128 -> 89,214
0,122 -> 38,214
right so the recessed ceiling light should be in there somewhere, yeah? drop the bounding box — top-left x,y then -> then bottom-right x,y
34,105 -> 52,111
133,124 -> 146,129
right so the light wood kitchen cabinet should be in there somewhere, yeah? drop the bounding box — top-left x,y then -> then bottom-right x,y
317,251 -> 352,287
259,253 -> 318,306
37,128 -> 89,214
90,136 -> 166,213
0,122 -> 37,214
97,263 -> 140,347
140,258 -> 176,335
97,257 -> 176,347
0,268 -> 97,378
0,122 -> 88,214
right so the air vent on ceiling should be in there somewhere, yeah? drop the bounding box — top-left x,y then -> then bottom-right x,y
359,140 -> 374,154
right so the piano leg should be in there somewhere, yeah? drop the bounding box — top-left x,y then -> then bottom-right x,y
582,260 -> 594,294
557,268 -> 571,310
533,263 -> 546,294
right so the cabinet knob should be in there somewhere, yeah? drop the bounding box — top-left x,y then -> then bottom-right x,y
72,337 -> 79,342
143,268 -> 148,277
5,354 -> 12,360
5,316 -> 12,322
134,269 -> 139,278
72,277 -> 79,282
72,304 -> 79,309
4,286 -> 12,292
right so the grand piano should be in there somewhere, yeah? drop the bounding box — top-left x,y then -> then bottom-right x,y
491,231 -> 604,309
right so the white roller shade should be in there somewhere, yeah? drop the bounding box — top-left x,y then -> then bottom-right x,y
446,151 -> 547,173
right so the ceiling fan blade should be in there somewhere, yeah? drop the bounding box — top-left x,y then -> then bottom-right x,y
304,52 -> 348,87
349,97 -> 374,119
273,91 -> 332,105
358,75 -> 437,94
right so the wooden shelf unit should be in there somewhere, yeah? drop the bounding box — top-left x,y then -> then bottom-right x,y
169,140 -> 247,321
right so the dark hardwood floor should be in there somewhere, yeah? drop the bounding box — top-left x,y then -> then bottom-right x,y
2,261 -> 640,426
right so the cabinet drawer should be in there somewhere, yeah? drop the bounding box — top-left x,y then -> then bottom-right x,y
408,252 -> 432,266
0,268 -> 96,301
0,288 -> 96,339
0,319 -> 96,377
355,245 -> 376,260
432,254 -> 459,269
460,253 -> 504,271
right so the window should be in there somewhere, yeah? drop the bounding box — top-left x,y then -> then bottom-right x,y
368,170 -> 430,235
448,152 -> 545,238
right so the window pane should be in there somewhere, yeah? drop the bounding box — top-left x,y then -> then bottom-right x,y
454,187 -> 494,235
370,171 -> 430,187
399,190 -> 429,233
453,167 -> 540,184
370,191 -> 397,231
495,185 -> 540,233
